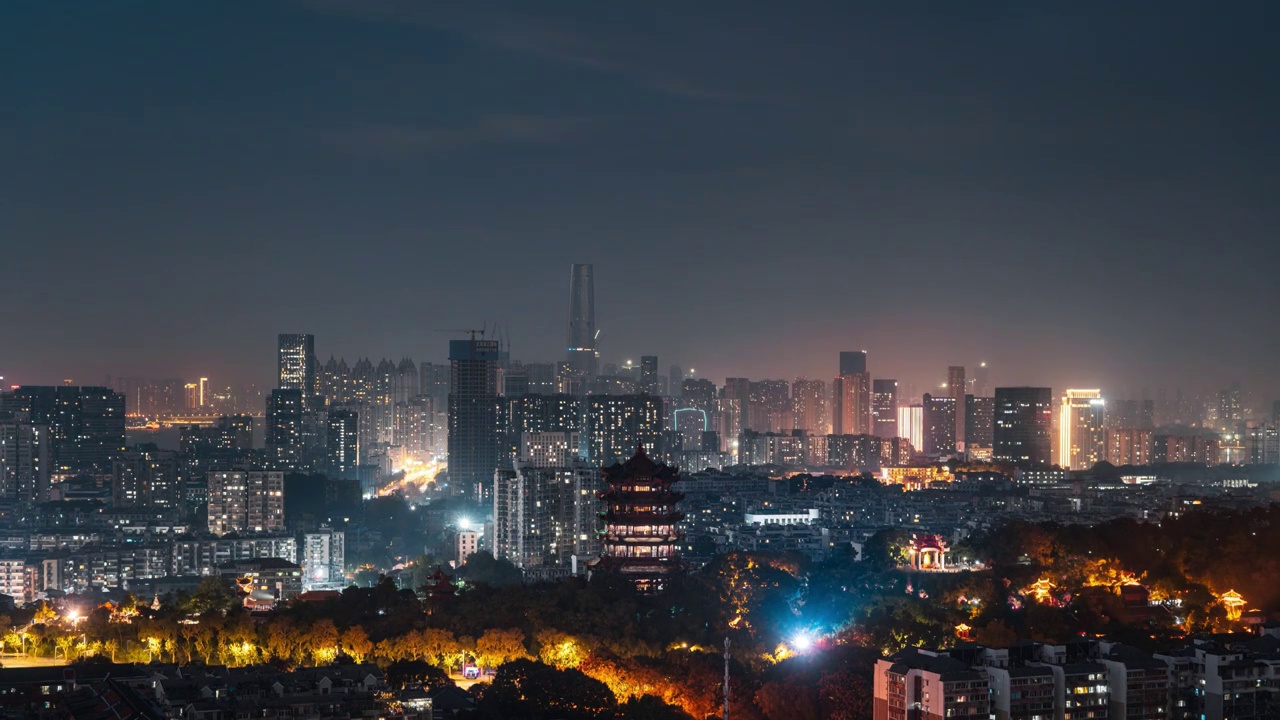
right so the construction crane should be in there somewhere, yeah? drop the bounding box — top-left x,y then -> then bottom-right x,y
433,327 -> 487,342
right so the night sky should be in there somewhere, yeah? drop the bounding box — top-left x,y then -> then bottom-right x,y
4,1 -> 1278,401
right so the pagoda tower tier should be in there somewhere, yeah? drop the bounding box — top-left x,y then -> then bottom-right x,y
592,443 -> 685,592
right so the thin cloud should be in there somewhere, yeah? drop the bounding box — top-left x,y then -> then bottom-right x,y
294,0 -> 743,101
321,114 -> 587,154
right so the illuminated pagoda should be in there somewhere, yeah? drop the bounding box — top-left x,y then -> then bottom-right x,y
595,443 -> 684,592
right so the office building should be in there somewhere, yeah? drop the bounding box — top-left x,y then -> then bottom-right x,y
872,379 -> 898,439
839,351 -> 867,376
897,404 -> 924,454
922,394 -> 957,457
1058,389 -> 1106,471
791,379 -> 829,435
587,394 -> 663,464
833,372 -> 871,435
566,263 -> 598,384
266,389 -> 304,471
993,387 -> 1054,466
277,334 -> 316,400
509,394 -> 582,436
2,386 -> 125,475
448,337 -> 503,499
207,471 -> 285,536
964,396 -> 994,450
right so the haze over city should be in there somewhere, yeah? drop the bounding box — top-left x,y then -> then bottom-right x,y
5,0 -> 1279,400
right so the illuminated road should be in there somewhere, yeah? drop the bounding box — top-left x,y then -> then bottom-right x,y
376,460 -> 444,499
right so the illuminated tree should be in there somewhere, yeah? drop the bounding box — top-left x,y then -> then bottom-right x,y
536,629 -> 586,669
340,626 -> 373,664
475,628 -> 528,669
481,659 -> 616,720
307,618 -> 340,665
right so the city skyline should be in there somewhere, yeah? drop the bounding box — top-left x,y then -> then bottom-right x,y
4,1 -> 1279,399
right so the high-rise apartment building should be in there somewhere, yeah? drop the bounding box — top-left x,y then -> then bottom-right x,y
493,460 -> 600,575
0,411 -> 50,505
277,334 -> 316,399
1059,389 -> 1106,471
1247,424 -> 1279,465
520,431 -> 581,468
448,337 -> 503,499
993,387 -> 1054,466
638,356 -> 659,396
833,373 -> 871,435
947,366 -> 966,449
566,264 -> 598,385
587,394 -> 663,464
266,389 -> 304,471
1107,428 -> 1154,466
326,409 -> 360,479
2,386 -> 125,474
112,446 -> 181,510
872,379 -> 898,439
748,380 -> 791,433
207,471 -> 285,536
302,529 -> 345,587
922,394 -> 957,457
792,379 -> 830,435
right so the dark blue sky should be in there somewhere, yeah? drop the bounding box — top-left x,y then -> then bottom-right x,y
4,1 -> 1277,401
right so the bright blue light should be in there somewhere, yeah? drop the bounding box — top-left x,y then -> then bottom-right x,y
791,631 -> 814,651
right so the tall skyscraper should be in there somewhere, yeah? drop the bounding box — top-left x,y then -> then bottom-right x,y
639,356 -> 659,395
722,378 -> 751,435
872,379 -> 898,439
993,387 -> 1053,466
277,334 -> 316,399
832,373 -> 871,435
922,394 -> 957,457
566,264 -> 598,384
839,351 -> 867,377
448,337 -> 503,499
792,379 -> 829,435
1059,389 -> 1106,470
965,396 -> 995,450
947,366 -> 966,450
266,389 -> 304,470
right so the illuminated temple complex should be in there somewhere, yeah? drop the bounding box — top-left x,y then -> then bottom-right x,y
595,444 -> 684,592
